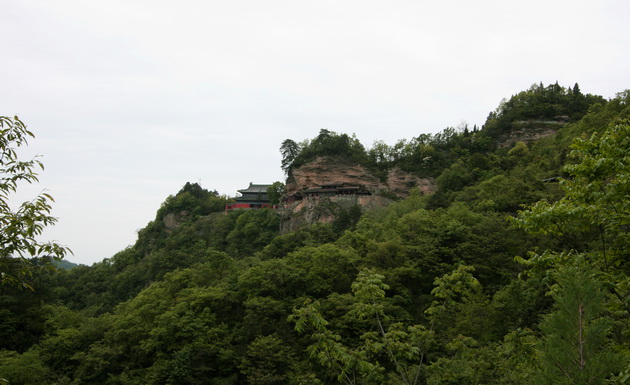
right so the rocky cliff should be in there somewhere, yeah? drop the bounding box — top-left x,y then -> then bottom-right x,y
286,156 -> 435,198
281,156 -> 436,232
497,119 -> 565,148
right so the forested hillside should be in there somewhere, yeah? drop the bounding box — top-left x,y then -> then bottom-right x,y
1,83 -> 629,385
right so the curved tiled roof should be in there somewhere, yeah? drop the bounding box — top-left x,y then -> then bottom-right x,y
237,183 -> 272,193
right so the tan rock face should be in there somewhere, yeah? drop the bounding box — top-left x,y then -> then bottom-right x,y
286,157 -> 380,192
281,157 -> 436,232
286,156 -> 436,198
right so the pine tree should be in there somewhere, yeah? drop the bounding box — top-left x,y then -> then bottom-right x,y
536,264 -> 622,385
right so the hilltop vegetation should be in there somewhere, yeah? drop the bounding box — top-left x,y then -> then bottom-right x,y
282,83 -> 606,185
1,83 -> 629,384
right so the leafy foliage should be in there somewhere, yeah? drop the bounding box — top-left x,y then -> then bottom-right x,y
266,182 -> 285,205
512,120 -> 630,312
283,129 -> 368,174
483,82 -> 606,137
0,116 -> 70,290
280,139 -> 300,175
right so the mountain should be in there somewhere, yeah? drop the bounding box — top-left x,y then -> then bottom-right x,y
53,259 -> 80,270
1,83 -> 628,385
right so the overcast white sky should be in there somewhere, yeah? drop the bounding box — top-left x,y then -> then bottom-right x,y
2,0 -> 629,265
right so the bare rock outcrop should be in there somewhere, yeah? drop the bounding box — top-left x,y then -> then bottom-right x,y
163,211 -> 189,231
498,120 -> 565,148
286,158 -> 380,194
286,157 -> 435,198
385,167 -> 436,197
281,157 -> 435,232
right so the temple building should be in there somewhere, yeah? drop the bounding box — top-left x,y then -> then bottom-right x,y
225,183 -> 274,211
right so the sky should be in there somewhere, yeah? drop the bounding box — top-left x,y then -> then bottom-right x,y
2,0 -> 629,265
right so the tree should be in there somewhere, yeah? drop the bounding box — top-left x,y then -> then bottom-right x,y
512,120 -> 630,304
350,269 -> 434,385
280,139 -> 300,175
287,130 -> 369,171
0,116 -> 70,289
511,119 -> 630,382
0,350 -> 51,385
289,269 -> 437,385
239,334 -> 296,385
289,298 -> 383,385
535,263 -> 623,385
267,181 -> 285,206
